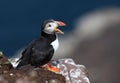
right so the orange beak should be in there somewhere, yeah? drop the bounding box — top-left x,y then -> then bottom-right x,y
54,21 -> 66,34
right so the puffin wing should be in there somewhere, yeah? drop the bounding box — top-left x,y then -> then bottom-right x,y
16,40 -> 37,68
17,37 -> 54,68
18,37 -> 46,62
17,39 -> 36,62
30,45 -> 54,66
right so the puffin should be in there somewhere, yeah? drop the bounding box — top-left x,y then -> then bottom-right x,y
16,19 -> 66,71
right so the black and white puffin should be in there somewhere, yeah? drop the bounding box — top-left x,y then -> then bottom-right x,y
16,19 -> 66,71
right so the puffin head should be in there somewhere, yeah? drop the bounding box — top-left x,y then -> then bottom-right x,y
42,19 -> 66,34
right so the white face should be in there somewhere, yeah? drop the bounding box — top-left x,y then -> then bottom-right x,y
43,22 -> 58,34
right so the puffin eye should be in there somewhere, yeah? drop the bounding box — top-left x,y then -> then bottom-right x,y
48,24 -> 51,27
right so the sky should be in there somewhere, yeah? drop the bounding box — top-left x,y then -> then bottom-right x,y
0,0 -> 120,57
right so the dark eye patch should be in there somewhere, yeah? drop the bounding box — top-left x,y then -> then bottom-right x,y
48,24 -> 51,27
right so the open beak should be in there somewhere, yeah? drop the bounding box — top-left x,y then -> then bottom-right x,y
54,21 -> 66,34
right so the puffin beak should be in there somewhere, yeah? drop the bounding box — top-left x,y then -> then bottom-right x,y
55,21 -> 66,26
54,21 -> 66,34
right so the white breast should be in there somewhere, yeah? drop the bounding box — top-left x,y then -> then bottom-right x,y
51,36 -> 59,51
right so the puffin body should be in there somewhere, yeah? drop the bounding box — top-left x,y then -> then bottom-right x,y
16,19 -> 65,68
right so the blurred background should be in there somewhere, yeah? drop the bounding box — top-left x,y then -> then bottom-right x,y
0,0 -> 120,83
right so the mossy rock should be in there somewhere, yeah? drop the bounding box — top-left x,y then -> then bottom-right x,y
0,51 -> 13,70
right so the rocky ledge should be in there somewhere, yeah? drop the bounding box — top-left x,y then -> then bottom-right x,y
0,51 -> 90,83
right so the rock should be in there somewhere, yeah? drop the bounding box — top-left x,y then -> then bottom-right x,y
0,52 -> 90,83
58,58 -> 90,83
0,67 -> 66,83
0,51 -> 13,70
49,79 -> 61,83
0,51 -> 66,83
